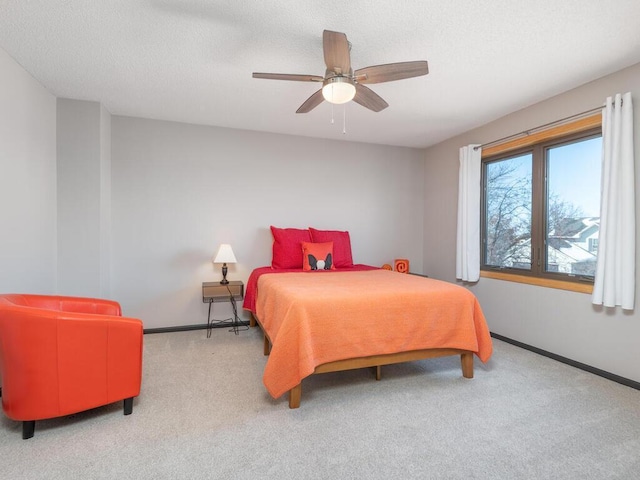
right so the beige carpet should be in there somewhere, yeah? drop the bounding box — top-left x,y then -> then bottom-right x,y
1,327 -> 639,479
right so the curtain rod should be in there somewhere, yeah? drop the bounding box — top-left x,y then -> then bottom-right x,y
473,103 -> 609,151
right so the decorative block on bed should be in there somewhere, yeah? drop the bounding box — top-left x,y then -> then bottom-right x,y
243,227 -> 493,408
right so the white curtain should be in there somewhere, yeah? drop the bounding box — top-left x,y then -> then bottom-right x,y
592,92 -> 635,309
456,144 -> 482,282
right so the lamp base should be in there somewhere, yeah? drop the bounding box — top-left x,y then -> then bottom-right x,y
220,263 -> 229,284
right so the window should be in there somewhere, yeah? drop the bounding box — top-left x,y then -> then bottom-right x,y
484,152 -> 532,270
481,125 -> 602,285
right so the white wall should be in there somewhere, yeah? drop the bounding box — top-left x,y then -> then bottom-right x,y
423,62 -> 640,383
56,99 -> 112,297
111,117 -> 425,329
0,47 -> 57,293
100,104 -> 112,297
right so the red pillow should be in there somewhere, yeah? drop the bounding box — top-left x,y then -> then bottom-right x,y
309,228 -> 354,268
270,226 -> 312,269
301,241 -> 335,271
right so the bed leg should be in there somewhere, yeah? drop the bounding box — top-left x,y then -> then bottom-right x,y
373,365 -> 381,381
263,334 -> 271,356
289,384 -> 301,409
461,352 -> 474,378
250,314 -> 256,328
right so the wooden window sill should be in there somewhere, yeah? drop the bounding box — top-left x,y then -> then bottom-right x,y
480,270 -> 593,294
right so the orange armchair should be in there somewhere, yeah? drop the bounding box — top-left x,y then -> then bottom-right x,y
0,294 -> 143,439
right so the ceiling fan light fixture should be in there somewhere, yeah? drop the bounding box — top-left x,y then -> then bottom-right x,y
253,30 -> 428,114
322,77 -> 356,105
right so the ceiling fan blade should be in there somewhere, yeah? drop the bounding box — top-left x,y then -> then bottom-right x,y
323,30 -> 351,75
296,89 -> 325,113
353,84 -> 389,112
354,61 -> 429,84
253,72 -> 324,82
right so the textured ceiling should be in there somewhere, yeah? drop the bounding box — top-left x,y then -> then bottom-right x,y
2,1 -> 640,148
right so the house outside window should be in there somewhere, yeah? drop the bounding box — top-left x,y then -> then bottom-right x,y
481,127 -> 602,284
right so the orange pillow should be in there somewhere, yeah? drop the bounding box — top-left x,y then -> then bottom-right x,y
301,242 -> 335,271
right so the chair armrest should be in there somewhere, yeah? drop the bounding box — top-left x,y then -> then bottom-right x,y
17,294 -> 123,316
56,295 -> 123,316
56,312 -> 143,402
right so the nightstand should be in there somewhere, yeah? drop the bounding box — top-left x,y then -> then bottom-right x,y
202,281 -> 247,337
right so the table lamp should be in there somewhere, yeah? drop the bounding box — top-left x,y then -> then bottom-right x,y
213,244 -> 237,285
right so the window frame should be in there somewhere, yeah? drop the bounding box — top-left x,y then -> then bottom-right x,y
479,114 -> 602,292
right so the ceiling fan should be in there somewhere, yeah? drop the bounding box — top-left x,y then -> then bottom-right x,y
252,30 -> 429,114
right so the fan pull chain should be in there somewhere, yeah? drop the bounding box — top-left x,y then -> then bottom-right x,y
342,105 -> 347,134
330,103 -> 335,124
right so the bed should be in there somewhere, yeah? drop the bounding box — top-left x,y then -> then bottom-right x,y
242,226 -> 493,408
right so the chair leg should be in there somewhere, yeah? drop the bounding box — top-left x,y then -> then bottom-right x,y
123,397 -> 133,415
22,420 -> 35,439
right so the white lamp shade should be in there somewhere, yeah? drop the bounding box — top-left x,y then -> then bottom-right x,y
213,244 -> 237,264
322,77 -> 356,105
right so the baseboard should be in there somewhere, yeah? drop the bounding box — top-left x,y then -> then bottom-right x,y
144,321 -> 249,335
491,332 -> 640,391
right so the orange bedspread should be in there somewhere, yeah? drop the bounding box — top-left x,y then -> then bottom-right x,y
256,269 -> 492,398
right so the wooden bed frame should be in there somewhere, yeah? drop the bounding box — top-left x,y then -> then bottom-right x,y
252,314 -> 474,408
